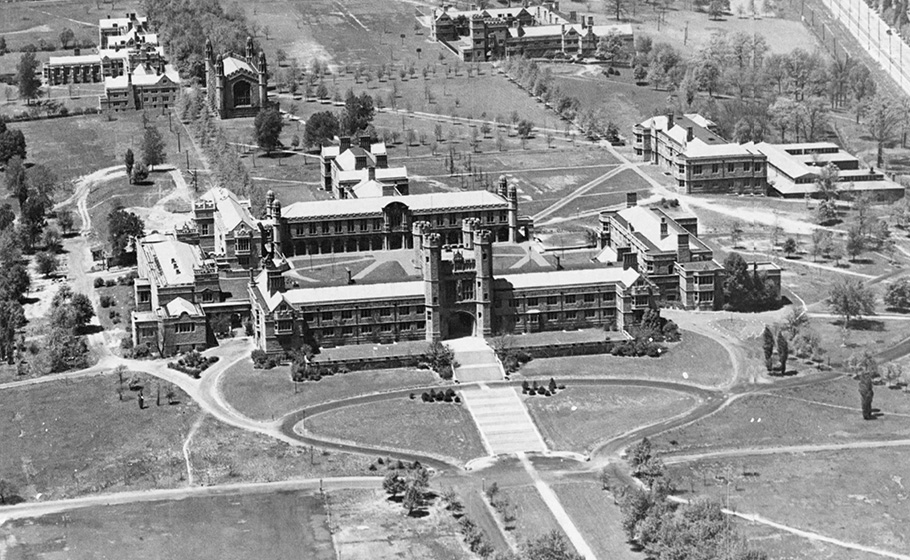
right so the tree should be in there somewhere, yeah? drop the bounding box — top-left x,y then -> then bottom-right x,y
814,162 -> 840,200
884,277 -> 910,310
50,286 -> 94,331
0,479 -> 20,504
0,122 -> 27,165
810,228 -> 832,261
124,148 -> 135,180
516,120 -> 534,139
0,37 -> 7,56
829,278 -> 876,330
597,31 -> 628,66
4,156 -> 28,207
402,466 -> 429,515
815,199 -> 838,225
854,352 -> 877,419
0,300 -> 24,364
140,126 -> 166,170
59,28 -> 76,49
864,92 -> 900,167
633,64 -> 647,83
777,330 -> 789,374
383,471 -> 406,498
254,107 -> 284,154
36,251 -> 58,277
762,325 -> 775,371
108,207 -> 144,264
131,162 -> 149,185
42,226 -> 61,252
16,51 -> 41,105
524,531 -> 584,560
782,237 -> 797,257
709,0 -> 725,19
0,204 -> 13,232
628,437 -> 653,471
0,264 -> 29,302
723,252 -> 779,311
845,225 -> 865,261
57,209 -> 74,235
607,0 -> 627,20
341,90 -> 376,135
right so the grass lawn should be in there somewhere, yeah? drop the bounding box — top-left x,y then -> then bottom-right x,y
652,389 -> 910,457
328,488 -> 473,560
667,447 -> 910,558
0,488 -> 334,560
305,397 -> 486,464
220,360 -> 442,421
187,415 -> 373,485
809,314 -> 910,367
517,331 -> 733,387
525,385 -> 699,454
0,373 -> 194,502
95,282 -> 134,334
775,376 -> 910,416
498,484 -> 563,547
551,481 -> 642,560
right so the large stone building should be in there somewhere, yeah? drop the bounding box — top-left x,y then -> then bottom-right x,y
431,2 -> 632,61
319,136 -> 409,198
43,13 -> 164,86
205,37 -> 270,119
597,192 -> 780,310
248,193 -> 655,354
99,62 -> 180,112
633,113 -> 768,195
177,188 -> 263,270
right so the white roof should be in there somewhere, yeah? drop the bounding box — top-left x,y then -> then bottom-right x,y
100,15 -> 148,29
497,267 -> 640,290
351,179 -> 387,198
617,206 -> 693,252
750,142 -> 817,180
282,281 -> 424,307
201,187 -> 255,231
165,297 -> 202,318
105,64 -> 180,89
47,54 -> 102,65
141,234 -> 204,286
283,190 -> 508,220
223,56 -> 256,76
321,145 -> 340,157
684,138 -> 760,158
509,23 -> 631,38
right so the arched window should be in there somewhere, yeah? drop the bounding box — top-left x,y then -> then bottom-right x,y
233,80 -> 251,106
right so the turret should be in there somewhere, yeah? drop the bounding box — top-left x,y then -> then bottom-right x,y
462,217 -> 479,249
473,229 -> 493,337
271,199 -> 282,251
497,175 -> 508,198
258,51 -> 268,106
423,233 -> 443,341
266,189 -> 276,218
204,39 -> 213,86
215,54 -> 224,115
246,36 -> 255,60
507,183 -> 519,243
412,221 -> 431,265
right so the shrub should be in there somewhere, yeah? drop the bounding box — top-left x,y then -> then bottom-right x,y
105,279 -> 116,287
251,349 -> 270,368
100,295 -> 114,308
93,277 -> 105,289
132,343 -> 150,358
421,391 -> 432,402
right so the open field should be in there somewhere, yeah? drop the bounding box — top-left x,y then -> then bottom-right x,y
668,447 -> 910,558
0,373 -> 194,502
551,481 -> 642,560
518,331 -> 733,387
305,397 -> 487,464
328,488 -> 472,560
0,488 -> 334,560
652,383 -> 910,457
499,484 -> 563,547
188,414 -> 373,485
525,385 -> 699,454
220,360 -> 443,421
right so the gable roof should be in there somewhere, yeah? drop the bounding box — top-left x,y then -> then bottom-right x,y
222,55 -> 256,77
164,297 -> 203,318
283,190 -> 509,220
201,187 -> 256,232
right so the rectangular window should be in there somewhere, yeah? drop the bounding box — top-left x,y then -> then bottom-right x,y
342,326 -> 354,335
176,323 -> 195,333
400,306 -> 410,316
711,163 -> 719,173
416,305 -> 425,315
380,323 -> 393,333
584,309 -> 597,319
322,223 -> 330,234
727,163 -> 735,172
583,293 -> 595,303
139,291 -> 150,303
341,310 -> 353,319
499,211 -> 508,222
360,309 -> 372,320
236,238 -> 250,252
693,165 -> 702,175
141,327 -> 157,338
322,311 -> 334,321
527,297 -> 538,307
546,296 -> 557,305
277,320 -> 293,333
359,220 -> 367,231
309,224 -> 317,235
401,322 -> 412,331
334,222 -> 343,233
565,294 -> 576,305
546,312 -> 559,321
201,292 -> 214,303
200,224 -> 210,236
743,162 -> 751,172
380,307 -> 392,317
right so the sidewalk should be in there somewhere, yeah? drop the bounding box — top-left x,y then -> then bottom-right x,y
461,385 -> 547,455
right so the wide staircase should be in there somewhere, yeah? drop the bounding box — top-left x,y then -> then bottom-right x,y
445,337 -> 503,383
460,386 -> 548,455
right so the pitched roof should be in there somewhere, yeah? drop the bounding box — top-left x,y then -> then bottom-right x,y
104,63 -> 180,89
164,297 -> 203,318
200,187 -> 256,231
283,190 -> 509,220
496,266 -> 640,289
616,206 -> 702,253
222,55 -> 256,77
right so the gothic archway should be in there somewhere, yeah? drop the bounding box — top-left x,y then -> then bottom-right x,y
446,311 -> 475,340
233,80 -> 251,106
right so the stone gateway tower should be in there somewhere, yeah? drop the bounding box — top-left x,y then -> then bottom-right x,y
205,37 -> 270,119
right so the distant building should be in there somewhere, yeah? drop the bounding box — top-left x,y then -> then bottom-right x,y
319,135 -> 409,198
176,187 -> 263,270
633,113 -> 768,195
597,192 -> 780,310
747,141 -> 906,201
99,62 -> 180,112
205,37 -> 270,119
431,2 -> 632,61
43,12 -> 162,85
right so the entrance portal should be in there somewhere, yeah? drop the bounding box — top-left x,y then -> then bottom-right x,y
446,311 -> 475,339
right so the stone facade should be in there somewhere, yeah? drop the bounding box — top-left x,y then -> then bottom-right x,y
205,37 -> 270,119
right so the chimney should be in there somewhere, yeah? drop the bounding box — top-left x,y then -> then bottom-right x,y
368,166 -> 376,181
686,127 -> 694,142
666,113 -> 674,130
340,136 -> 351,152
622,251 -> 638,271
359,134 -> 371,150
561,23 -> 565,35
569,10 -> 577,21
677,233 -> 691,263
588,16 -> 594,27
660,218 -> 668,239
626,192 -> 637,208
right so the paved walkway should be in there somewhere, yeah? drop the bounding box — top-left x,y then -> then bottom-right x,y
446,337 -> 503,382
460,385 -> 547,455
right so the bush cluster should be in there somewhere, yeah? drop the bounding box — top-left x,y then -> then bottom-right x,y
497,347 -> 532,375
415,388 -> 460,404
292,363 -> 349,382
93,277 -> 105,289
457,516 -> 495,558
168,350 -> 219,378
99,295 -> 115,308
521,378 -> 564,397
251,348 -> 279,369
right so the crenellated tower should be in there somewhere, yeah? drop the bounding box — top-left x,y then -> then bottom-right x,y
423,232 -> 443,341
473,229 -> 493,337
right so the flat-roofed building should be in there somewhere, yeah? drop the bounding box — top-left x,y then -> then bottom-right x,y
749,141 -> 906,201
